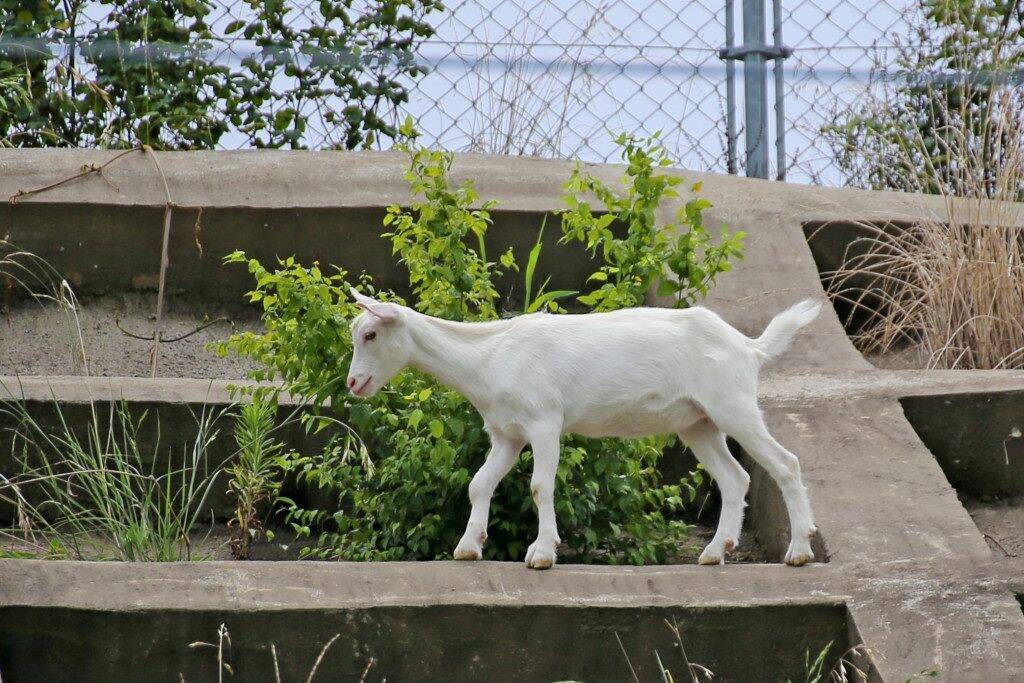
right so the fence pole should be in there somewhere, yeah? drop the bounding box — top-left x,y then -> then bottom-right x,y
741,0 -> 769,178
719,0 -> 792,180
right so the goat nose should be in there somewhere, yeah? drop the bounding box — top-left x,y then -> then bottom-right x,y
347,376 -> 357,390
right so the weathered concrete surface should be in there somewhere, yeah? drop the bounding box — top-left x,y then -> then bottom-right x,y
3,369 -> 1024,678
0,151 -> 599,307
0,561 -> 855,682
0,292 -> 260,378
2,151 -> 1024,680
0,560 -> 855,680
0,603 -> 852,682
969,499 -> 1024,558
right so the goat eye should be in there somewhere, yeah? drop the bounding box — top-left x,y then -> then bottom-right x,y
363,331 -> 377,342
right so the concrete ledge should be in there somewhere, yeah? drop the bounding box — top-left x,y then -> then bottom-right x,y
0,559 -> 855,681
0,147 -> 986,371
0,559 -> 835,610
1,557 -> 1022,681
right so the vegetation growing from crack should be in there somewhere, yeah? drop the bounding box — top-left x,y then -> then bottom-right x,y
226,392 -> 286,560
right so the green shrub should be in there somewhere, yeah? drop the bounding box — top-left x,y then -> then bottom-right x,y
217,130 -> 742,564
561,131 -> 745,310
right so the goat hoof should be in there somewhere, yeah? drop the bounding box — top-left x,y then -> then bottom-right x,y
453,537 -> 483,561
525,541 -> 557,570
699,536 -> 736,565
785,552 -> 814,567
698,551 -> 724,566
784,538 -> 814,566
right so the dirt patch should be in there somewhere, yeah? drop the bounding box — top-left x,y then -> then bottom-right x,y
0,293 -> 259,379
668,522 -> 768,564
964,497 -> 1024,560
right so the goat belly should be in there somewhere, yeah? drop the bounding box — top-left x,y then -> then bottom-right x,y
564,395 -> 704,439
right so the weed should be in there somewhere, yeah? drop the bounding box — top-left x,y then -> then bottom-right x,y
226,394 -> 286,560
821,26 -> 1024,369
0,395 -> 224,561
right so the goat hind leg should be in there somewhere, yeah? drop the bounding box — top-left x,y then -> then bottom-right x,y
524,424 -> 562,570
706,403 -> 817,566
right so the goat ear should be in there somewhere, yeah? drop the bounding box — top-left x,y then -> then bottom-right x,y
350,288 -> 399,323
350,288 -> 378,308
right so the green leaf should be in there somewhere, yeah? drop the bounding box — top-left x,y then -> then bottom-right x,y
527,290 -> 577,313
656,278 -> 679,297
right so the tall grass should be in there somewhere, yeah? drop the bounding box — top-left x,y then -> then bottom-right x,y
188,623 -> 348,683
822,35 -> 1024,369
0,396 -> 224,561
615,618 -> 873,682
0,239 -> 90,373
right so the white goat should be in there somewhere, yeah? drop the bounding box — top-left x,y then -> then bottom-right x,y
346,289 -> 822,569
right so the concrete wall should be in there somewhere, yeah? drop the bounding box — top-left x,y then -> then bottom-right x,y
2,150 -> 1024,680
902,391 -> 1024,499
0,602 -> 853,681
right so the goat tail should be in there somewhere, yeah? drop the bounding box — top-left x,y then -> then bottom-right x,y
750,298 -> 823,363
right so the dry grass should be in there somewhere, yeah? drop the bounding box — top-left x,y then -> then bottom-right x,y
186,624 -> 357,682
459,5 -> 603,158
822,36 -> 1024,369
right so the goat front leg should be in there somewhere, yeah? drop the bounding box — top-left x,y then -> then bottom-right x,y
524,424 -> 562,570
454,435 -> 523,561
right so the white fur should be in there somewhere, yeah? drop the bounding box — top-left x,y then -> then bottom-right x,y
347,290 -> 822,569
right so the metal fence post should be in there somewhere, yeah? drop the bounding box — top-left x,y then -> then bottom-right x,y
771,0 -> 787,180
741,0 -> 769,179
719,0 -> 791,180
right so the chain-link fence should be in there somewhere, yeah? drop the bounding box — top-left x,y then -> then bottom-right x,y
0,0 -> 961,186
402,0 -> 917,185
778,0 -> 913,184
404,1 -> 729,167
208,0 -> 925,185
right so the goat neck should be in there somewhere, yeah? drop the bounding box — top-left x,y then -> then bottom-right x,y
404,311 -> 503,406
